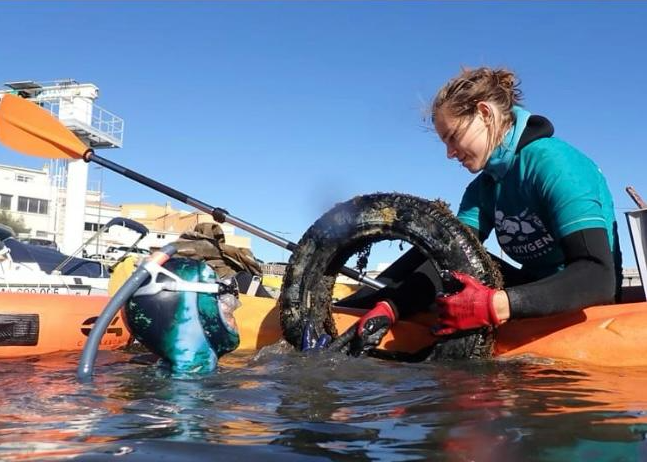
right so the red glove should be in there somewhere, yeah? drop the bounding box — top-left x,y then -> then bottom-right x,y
349,301 -> 397,356
434,272 -> 500,336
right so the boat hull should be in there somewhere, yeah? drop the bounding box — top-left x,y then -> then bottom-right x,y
234,295 -> 647,367
2,290 -> 645,367
0,292 -> 130,358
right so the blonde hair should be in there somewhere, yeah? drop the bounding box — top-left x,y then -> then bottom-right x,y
429,67 -> 523,153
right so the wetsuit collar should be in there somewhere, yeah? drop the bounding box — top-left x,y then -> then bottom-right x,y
483,106 -> 531,181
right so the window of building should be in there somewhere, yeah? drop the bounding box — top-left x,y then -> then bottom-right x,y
15,174 -> 34,183
0,194 -> 11,210
84,222 -> 100,232
17,196 -> 48,215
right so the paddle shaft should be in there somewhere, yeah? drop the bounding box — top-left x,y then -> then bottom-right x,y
87,152 -> 386,290
0,94 -> 385,289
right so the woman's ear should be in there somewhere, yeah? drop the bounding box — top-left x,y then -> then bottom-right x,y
475,101 -> 493,123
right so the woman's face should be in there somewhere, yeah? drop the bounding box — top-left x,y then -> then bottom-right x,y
434,104 -> 493,174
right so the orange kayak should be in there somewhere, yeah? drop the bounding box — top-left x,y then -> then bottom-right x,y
0,292 -> 130,358
2,290 -> 646,368
234,295 -> 647,368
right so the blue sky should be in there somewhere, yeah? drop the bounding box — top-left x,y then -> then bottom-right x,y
1,1 -> 645,267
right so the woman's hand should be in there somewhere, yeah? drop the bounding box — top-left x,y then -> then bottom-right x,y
434,272 -> 509,335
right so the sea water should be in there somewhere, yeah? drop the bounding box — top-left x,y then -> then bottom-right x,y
1,345 -> 646,461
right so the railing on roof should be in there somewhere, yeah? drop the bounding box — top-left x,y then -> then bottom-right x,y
1,80 -> 124,149
40,100 -> 124,149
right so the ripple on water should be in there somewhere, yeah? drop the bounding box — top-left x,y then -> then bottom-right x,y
1,349 -> 647,460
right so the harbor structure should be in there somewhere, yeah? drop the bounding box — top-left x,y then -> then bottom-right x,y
0,79 -> 123,254
0,80 -> 251,256
0,161 -> 250,255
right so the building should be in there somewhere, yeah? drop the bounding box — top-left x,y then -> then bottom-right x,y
0,163 -> 56,242
121,202 -> 251,250
1,80 -> 124,254
0,162 -> 119,251
0,161 -> 252,256
1,81 -> 256,257
82,188 -> 124,256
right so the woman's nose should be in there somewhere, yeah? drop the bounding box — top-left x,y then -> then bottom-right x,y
446,145 -> 457,159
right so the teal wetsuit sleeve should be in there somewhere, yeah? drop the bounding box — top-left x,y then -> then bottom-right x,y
527,140 -> 608,240
457,175 -> 494,242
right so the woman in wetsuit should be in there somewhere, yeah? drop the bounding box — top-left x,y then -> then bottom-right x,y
347,67 -> 622,354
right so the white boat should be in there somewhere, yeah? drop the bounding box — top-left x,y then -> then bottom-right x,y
0,217 -> 149,296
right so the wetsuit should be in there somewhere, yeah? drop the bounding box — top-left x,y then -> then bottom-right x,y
342,107 -> 621,320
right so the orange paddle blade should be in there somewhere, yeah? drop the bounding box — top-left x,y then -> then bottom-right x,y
0,94 -> 87,159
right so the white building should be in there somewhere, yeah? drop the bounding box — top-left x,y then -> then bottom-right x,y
0,161 -> 252,257
0,162 -> 129,253
0,163 -> 57,241
82,188 -> 123,256
1,81 -> 255,259
1,80 -> 124,254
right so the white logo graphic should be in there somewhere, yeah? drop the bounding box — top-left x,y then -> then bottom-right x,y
495,208 -> 555,259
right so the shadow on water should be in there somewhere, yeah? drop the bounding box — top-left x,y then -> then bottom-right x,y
0,346 -> 647,461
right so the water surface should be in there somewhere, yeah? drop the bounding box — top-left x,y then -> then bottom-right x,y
1,344 -> 646,461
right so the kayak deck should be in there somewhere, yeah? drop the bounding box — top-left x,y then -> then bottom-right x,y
1,290 -> 644,367
234,295 -> 647,367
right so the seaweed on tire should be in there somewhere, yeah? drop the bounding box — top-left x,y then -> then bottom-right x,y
278,192 -> 503,360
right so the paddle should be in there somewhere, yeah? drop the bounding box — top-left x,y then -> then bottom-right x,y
0,94 -> 385,290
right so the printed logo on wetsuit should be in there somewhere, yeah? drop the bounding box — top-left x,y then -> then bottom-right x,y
494,208 -> 556,261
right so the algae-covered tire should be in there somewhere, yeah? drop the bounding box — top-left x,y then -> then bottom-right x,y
278,192 -> 502,353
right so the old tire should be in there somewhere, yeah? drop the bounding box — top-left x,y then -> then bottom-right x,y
278,193 -> 502,355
